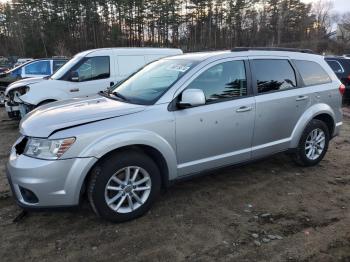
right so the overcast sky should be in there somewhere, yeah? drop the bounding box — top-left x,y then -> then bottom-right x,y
0,0 -> 349,14
302,0 -> 350,14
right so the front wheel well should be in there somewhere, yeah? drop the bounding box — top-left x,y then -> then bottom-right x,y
37,99 -> 57,106
80,145 -> 169,202
313,113 -> 334,136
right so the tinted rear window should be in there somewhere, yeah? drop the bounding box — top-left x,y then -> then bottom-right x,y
326,60 -> 345,74
295,60 -> 331,86
252,59 -> 297,94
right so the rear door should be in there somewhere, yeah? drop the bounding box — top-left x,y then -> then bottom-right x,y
249,57 -> 310,158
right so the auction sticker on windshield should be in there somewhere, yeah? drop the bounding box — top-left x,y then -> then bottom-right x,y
166,64 -> 191,72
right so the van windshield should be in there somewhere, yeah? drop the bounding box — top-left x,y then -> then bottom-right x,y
109,59 -> 197,105
4,60 -> 32,74
50,55 -> 82,80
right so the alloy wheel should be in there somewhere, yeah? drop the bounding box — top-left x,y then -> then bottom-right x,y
305,128 -> 326,160
104,166 -> 152,214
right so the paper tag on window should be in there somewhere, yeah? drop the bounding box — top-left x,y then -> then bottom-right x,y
166,64 -> 191,72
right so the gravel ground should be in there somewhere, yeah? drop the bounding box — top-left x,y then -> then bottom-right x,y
0,108 -> 349,262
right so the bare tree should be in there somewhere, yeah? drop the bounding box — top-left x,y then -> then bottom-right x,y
312,0 -> 333,37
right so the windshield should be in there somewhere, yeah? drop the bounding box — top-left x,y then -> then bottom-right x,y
4,60 -> 32,74
110,59 -> 197,105
50,55 -> 82,80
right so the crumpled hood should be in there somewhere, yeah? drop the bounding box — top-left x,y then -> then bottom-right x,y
20,95 -> 146,137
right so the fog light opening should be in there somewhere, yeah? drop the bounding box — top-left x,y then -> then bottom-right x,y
19,186 -> 38,204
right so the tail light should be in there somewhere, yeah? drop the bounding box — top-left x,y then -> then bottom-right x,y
339,84 -> 346,96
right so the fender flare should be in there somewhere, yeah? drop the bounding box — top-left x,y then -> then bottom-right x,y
78,129 -> 178,181
290,103 -> 336,148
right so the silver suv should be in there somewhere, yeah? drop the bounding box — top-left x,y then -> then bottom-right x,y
6,48 -> 343,222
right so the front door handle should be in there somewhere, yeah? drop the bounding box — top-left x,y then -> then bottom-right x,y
236,106 -> 252,113
70,88 -> 80,92
296,95 -> 308,101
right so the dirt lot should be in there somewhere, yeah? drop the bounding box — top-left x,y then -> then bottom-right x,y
0,109 -> 349,262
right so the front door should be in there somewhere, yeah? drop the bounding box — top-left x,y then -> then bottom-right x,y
22,60 -> 51,78
174,58 -> 255,176
66,56 -> 114,97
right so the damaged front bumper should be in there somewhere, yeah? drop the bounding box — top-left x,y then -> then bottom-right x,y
18,102 -> 35,118
0,91 -> 5,106
5,95 -> 35,119
5,101 -> 20,119
6,137 -> 98,208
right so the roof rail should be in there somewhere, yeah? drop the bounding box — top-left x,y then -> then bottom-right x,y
52,56 -> 68,59
231,47 -> 315,54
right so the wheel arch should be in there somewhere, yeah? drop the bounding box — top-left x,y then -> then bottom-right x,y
37,99 -> 57,106
313,113 -> 335,136
79,144 -> 172,203
290,103 -> 336,148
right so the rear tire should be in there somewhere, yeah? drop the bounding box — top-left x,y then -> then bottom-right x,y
88,150 -> 161,222
293,119 -> 330,166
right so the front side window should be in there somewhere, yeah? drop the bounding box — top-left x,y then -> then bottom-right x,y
53,60 -> 67,73
187,60 -> 247,103
252,59 -> 297,94
24,61 -> 51,75
111,59 -> 197,105
74,56 -> 110,82
326,60 -> 344,74
295,60 -> 331,86
50,55 -> 82,80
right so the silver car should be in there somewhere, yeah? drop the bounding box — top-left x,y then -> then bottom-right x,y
6,48 -> 343,222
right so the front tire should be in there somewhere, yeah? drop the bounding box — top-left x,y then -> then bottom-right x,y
88,150 -> 161,222
293,119 -> 330,166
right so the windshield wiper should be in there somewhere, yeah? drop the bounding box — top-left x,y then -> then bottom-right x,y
99,89 -> 129,102
112,91 -> 128,102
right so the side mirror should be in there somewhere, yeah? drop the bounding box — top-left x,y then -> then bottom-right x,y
178,89 -> 206,109
70,71 -> 79,82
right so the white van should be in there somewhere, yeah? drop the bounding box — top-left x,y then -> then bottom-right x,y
5,48 -> 183,118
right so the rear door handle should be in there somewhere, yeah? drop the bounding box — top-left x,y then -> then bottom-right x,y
236,106 -> 252,112
296,95 -> 308,101
70,88 -> 80,92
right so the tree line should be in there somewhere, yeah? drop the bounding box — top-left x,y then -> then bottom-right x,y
0,0 -> 346,58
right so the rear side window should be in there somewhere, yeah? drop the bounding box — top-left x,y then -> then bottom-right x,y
186,60 -> 247,103
252,59 -> 296,94
53,60 -> 67,73
295,60 -> 331,86
326,60 -> 344,73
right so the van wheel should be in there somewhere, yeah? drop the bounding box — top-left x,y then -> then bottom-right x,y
87,151 -> 161,222
293,119 -> 329,166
